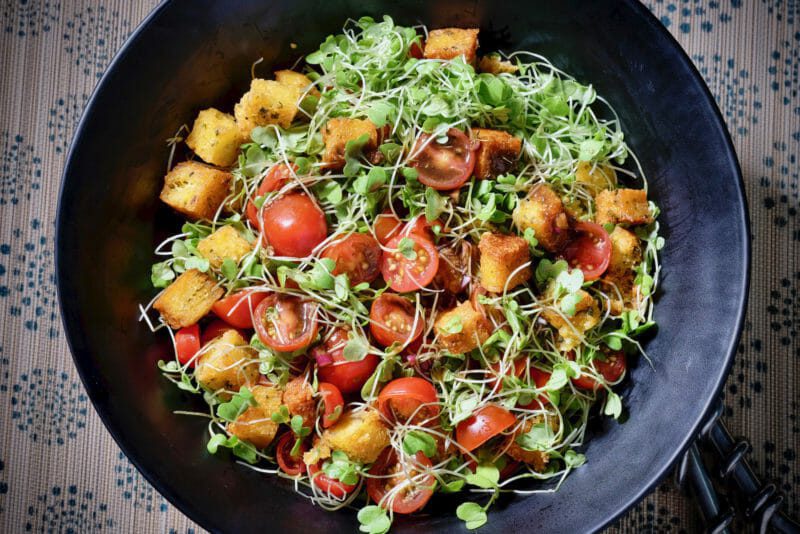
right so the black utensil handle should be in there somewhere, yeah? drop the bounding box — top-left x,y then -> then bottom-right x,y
677,443 -> 735,533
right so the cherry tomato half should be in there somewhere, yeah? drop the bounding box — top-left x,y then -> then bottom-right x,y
314,328 -> 380,394
374,211 -> 403,245
377,377 -> 439,424
402,216 -> 443,241
380,234 -> 439,292
212,289 -> 269,329
561,221 -> 612,281
369,294 -> 424,348
455,404 -> 516,452
254,294 -> 319,352
409,128 -> 478,191
175,324 -> 200,367
322,233 -> 382,286
409,40 -> 424,60
570,351 -> 627,391
261,193 -> 328,258
246,163 -> 295,229
275,432 -> 307,476
200,320 -> 246,345
318,382 -> 345,428
366,449 -> 434,514
308,460 -> 358,499
518,368 -> 552,409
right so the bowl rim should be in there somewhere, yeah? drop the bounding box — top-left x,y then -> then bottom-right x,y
55,0 -> 751,531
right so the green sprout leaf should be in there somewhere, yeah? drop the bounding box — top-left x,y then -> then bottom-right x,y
358,505 -> 392,534
402,431 -> 437,458
456,502 -> 488,530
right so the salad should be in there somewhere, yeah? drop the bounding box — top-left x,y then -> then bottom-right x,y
143,17 -> 662,532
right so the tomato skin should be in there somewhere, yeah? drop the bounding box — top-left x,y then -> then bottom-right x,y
409,40 -> 424,59
321,233 -> 382,286
455,404 -> 516,452
377,377 -> 439,424
570,351 -> 627,391
409,128 -> 478,191
254,294 -> 318,352
374,212 -> 403,245
369,294 -> 423,348
308,461 -> 358,499
314,329 -> 379,394
519,368 -> 552,409
200,320 -> 246,345
261,193 -> 327,258
175,324 -> 201,367
246,163 -> 295,229
318,382 -> 345,428
380,234 -> 439,292
562,221 -> 612,281
366,449 -> 434,514
275,432 -> 307,476
212,289 -> 269,329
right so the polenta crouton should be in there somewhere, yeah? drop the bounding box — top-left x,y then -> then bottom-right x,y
185,108 -> 244,167
478,232 -> 531,293
512,184 -> 570,252
234,78 -> 303,136
321,118 -> 378,169
595,188 -> 652,226
506,415 -> 558,472
283,376 -> 316,430
227,384 -> 282,448
195,329 -> 259,397
274,70 -> 320,97
472,128 -> 522,179
160,161 -> 232,221
319,409 -> 390,464
478,55 -> 518,74
153,269 -> 223,329
602,227 -> 642,314
575,161 -> 617,194
541,289 -> 600,351
197,225 -> 252,269
434,301 -> 491,354
423,28 -> 479,64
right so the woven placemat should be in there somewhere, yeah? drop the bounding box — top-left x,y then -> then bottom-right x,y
0,1 -> 796,532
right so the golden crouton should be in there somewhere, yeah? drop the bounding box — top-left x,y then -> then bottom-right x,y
274,70 -> 320,97
423,28 -> 479,64
434,301 -> 491,354
512,184 -> 570,252
541,289 -> 600,351
195,329 -> 259,397
234,78 -> 303,136
283,376 -> 316,430
185,108 -> 245,167
478,55 -> 518,74
575,161 -> 617,194
160,161 -> 232,221
227,385 -> 282,449
321,118 -> 378,169
320,409 -> 390,464
478,232 -> 531,293
505,415 -> 558,472
595,188 -> 653,226
603,227 -> 643,314
472,128 -> 522,179
153,269 -> 223,329
197,225 -> 252,269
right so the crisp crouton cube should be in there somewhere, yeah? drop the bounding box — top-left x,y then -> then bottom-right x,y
227,384 -> 282,448
512,184 -> 570,252
424,28 -> 479,64
603,227 -> 643,314
153,269 -> 223,329
478,232 -> 531,293
595,188 -> 652,226
478,55 -> 518,74
320,409 -> 390,464
274,70 -> 320,97
234,78 -> 303,136
185,108 -> 244,167
321,118 -> 378,169
541,289 -> 600,351
195,329 -> 259,397
575,161 -> 617,194
197,225 -> 252,269
283,376 -> 316,429
506,415 -> 558,472
472,128 -> 522,179
434,301 -> 491,354
160,161 -> 232,221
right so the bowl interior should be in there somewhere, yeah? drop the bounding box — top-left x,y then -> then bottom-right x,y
57,1 -> 748,532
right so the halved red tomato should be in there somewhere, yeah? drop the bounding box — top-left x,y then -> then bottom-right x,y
374,211 -> 403,245
246,163 -> 295,229
518,368 -> 552,409
200,320 -> 246,345
275,432 -> 307,476
321,233 -> 382,286
366,449 -> 434,514
570,351 -> 627,391
561,221 -> 612,281
212,289 -> 269,329
308,460 -> 358,499
455,404 -> 516,452
261,193 -> 328,258
314,328 -> 380,394
369,294 -> 424,348
409,40 -> 424,59
380,234 -> 439,292
409,128 -> 478,190
254,294 -> 318,352
377,377 -> 439,424
402,216 -> 443,241
318,382 -> 344,428
175,324 -> 200,367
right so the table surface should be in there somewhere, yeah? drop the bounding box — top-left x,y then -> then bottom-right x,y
0,1 -> 797,532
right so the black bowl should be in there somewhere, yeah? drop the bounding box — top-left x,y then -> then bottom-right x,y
56,0 -> 749,532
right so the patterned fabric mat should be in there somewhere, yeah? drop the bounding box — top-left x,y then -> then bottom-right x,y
0,1 -> 797,532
